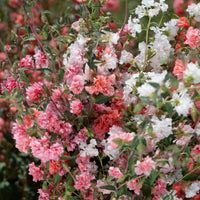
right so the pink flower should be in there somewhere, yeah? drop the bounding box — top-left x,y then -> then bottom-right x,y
70,99 -> 83,115
135,156 -> 156,176
152,178 -> 167,197
107,126 -> 134,149
1,78 -> 24,94
49,142 -> 64,160
103,0 -> 120,11
177,17 -> 189,28
108,167 -> 123,179
12,122 -> 31,153
74,173 -> 94,190
173,59 -> 187,80
127,179 -> 142,195
34,48 -> 48,68
30,137 -> 63,163
185,27 -> 200,48
26,82 -> 44,104
29,162 -> 44,182
20,55 -> 34,72
71,18 -> 84,32
6,44 -> 11,52
38,189 -> 50,200
69,75 -> 84,94
85,74 -> 115,96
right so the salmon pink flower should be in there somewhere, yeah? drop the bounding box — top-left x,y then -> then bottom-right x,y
135,156 -> 156,176
108,167 -> 123,179
185,27 -> 200,48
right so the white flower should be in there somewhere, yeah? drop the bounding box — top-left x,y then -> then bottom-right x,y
148,7 -> 160,17
187,3 -> 200,22
80,139 -> 99,157
109,32 -> 120,45
128,17 -> 142,37
151,115 -> 173,142
101,140 -> 119,160
135,5 -> 146,18
163,19 -> 179,39
195,123 -> 200,136
185,182 -> 200,198
137,83 -> 156,97
119,50 -> 133,65
150,27 -> 173,71
123,73 -> 139,105
183,62 -> 200,84
142,0 -> 154,8
172,90 -> 194,116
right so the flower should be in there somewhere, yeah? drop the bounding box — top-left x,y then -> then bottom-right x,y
74,173 -> 95,190
185,27 -> 200,48
108,167 -> 123,179
29,162 -> 44,182
70,99 -> 83,115
127,179 -> 142,195
135,156 -> 156,176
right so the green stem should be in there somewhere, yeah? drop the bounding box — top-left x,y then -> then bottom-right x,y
142,16 -> 151,72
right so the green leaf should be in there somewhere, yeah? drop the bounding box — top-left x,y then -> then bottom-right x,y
149,170 -> 158,184
88,59 -> 97,71
131,136 -> 139,149
99,185 -> 116,191
106,176 -> 114,182
117,174 -> 128,183
165,102 -> 173,117
142,179 -> 151,197
42,181 -> 48,190
46,161 -> 50,170
58,69 -> 65,82
93,190 -> 97,200
134,103 -> 143,113
139,96 -> 151,103
86,129 -> 94,137
95,93 -> 114,104
37,68 -> 52,73
136,177 -> 146,187
148,82 -> 160,88
53,171 -> 62,194
112,138 -> 124,146
23,36 -> 36,42
183,146 -> 191,156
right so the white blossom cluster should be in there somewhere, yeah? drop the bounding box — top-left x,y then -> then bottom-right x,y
119,50 -> 133,65
184,62 -> 200,84
172,90 -> 194,117
101,140 -> 119,160
151,115 -> 173,142
149,27 -> 174,71
187,3 -> 200,22
185,181 -> 200,198
137,70 -> 167,97
80,139 -> 99,157
135,0 -> 168,18
127,17 -> 142,37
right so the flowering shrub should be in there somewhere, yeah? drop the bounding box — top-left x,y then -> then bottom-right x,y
2,0 -> 200,199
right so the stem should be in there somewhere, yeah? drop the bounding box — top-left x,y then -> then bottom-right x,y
120,0 -> 128,38
142,16 -> 151,72
158,13 -> 164,27
175,165 -> 200,184
98,155 -> 104,176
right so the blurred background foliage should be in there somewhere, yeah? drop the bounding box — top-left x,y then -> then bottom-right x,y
0,0 -> 180,199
